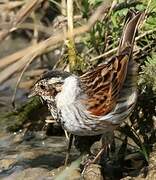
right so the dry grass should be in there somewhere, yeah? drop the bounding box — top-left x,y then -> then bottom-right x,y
0,0 -> 111,88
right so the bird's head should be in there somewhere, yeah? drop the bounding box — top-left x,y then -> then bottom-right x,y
29,70 -> 71,101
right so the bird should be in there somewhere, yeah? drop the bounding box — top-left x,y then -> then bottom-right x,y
29,10 -> 143,164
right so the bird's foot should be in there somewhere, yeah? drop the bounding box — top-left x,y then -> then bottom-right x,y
80,152 -> 99,175
81,145 -> 106,176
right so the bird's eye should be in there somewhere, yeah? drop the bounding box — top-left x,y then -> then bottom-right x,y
40,85 -> 45,90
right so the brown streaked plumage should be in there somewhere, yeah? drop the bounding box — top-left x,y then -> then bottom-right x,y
29,10 -> 143,137
80,10 -> 142,117
80,54 -> 129,116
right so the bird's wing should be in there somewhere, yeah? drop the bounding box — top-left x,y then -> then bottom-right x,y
80,54 -> 129,116
80,10 -> 143,116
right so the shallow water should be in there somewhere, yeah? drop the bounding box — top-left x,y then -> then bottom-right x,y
0,132 -> 66,177
0,130 -> 72,179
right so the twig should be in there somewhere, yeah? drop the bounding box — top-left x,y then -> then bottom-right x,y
12,0 -> 43,27
136,28 -> 156,41
67,0 -> 73,37
19,80 -> 34,89
0,43 -> 61,69
61,0 -> 66,16
90,47 -> 117,62
67,0 -> 77,71
24,69 -> 46,77
12,53 -> 37,108
0,1 -> 24,11
17,23 -> 53,36
0,44 -> 60,83
0,0 -> 44,41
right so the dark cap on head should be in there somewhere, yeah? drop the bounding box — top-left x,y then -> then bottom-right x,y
39,70 -> 71,81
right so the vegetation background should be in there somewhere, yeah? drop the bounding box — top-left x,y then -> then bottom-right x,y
0,0 -> 156,179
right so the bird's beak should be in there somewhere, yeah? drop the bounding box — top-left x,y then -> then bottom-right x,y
28,89 -> 37,98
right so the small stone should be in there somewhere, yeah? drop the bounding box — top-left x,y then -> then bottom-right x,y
83,164 -> 103,180
2,167 -> 50,180
0,158 -> 16,171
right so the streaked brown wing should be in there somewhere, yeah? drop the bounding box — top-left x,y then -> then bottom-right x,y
80,10 -> 143,116
80,54 -> 129,116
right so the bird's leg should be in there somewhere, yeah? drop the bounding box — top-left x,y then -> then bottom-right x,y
90,143 -> 107,164
93,131 -> 114,163
64,133 -> 73,166
82,132 -> 114,174
82,138 -> 107,168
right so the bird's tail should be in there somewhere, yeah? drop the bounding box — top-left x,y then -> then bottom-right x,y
111,11 -> 143,125
117,10 -> 143,57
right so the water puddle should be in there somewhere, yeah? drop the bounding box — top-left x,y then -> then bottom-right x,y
0,130 -> 72,179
